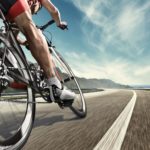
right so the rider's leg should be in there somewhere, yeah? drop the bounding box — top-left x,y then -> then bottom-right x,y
14,11 -> 55,79
0,0 -> 75,101
14,11 -> 75,101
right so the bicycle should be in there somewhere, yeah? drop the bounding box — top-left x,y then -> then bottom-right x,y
0,9 -> 87,150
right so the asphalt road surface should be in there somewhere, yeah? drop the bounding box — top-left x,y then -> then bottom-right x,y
122,90 -> 150,150
22,89 -> 150,150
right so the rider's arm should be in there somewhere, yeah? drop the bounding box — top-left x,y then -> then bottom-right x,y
40,0 -> 61,26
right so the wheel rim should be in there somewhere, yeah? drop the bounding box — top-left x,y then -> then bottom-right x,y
0,41 -> 34,149
0,87 -> 33,147
65,77 -> 86,117
51,48 -> 87,117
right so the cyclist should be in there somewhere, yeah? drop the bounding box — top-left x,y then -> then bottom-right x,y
0,0 -> 76,102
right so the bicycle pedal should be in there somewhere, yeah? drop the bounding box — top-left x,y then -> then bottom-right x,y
57,99 -> 74,108
64,99 -> 74,106
57,100 -> 65,109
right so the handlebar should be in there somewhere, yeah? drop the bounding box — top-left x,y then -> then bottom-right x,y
37,19 -> 68,31
37,20 -> 55,31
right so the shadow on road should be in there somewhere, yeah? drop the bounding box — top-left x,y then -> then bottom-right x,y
33,114 -> 81,128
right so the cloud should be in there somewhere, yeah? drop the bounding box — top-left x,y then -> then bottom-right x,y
117,2 -> 150,43
117,6 -> 142,39
135,66 -> 150,76
63,51 -> 140,84
70,0 -> 150,55
63,51 -> 107,79
65,0 -> 150,85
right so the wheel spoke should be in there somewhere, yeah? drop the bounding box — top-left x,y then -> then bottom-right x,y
0,32 -> 35,149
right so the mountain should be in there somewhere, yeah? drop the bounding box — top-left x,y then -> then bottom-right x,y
132,85 -> 150,89
76,77 -> 130,89
47,66 -> 130,89
27,63 -> 131,89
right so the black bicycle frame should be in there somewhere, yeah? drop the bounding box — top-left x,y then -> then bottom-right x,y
0,9 -> 35,89
0,9 -> 61,92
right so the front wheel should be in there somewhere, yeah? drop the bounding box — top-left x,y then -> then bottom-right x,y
0,32 -> 35,150
51,47 -> 87,118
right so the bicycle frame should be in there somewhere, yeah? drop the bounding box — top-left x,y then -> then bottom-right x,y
0,9 -> 36,90
0,8 -> 73,98
0,13 -> 86,149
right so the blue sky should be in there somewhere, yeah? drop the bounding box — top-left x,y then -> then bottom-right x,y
22,0 -> 150,85
0,0 -> 150,85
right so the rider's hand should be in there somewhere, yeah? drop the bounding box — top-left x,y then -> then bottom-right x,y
57,21 -> 68,30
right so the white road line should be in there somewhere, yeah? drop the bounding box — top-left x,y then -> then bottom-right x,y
93,90 -> 137,150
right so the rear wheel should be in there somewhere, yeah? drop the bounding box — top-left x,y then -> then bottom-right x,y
0,33 -> 35,149
50,47 -> 87,118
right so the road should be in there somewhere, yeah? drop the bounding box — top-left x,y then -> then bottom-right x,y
22,89 -> 150,150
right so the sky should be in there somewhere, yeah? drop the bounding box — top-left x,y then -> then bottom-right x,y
1,0 -> 150,86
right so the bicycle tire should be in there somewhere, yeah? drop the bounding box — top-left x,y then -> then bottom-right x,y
50,47 -> 87,118
0,32 -> 35,150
